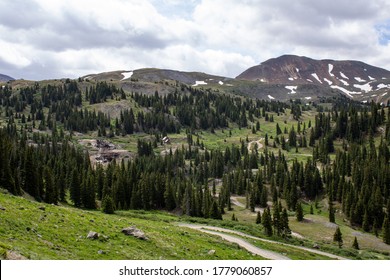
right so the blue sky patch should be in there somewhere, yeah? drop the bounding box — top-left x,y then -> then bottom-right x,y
376,20 -> 390,45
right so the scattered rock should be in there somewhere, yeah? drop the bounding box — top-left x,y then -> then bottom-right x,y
6,251 -> 28,260
98,250 -> 105,255
37,234 -> 42,238
38,206 -> 46,211
208,250 -> 216,255
122,226 -> 148,240
87,231 -> 99,240
312,243 -> 320,249
90,219 -> 95,223
101,235 -> 109,242
0,205 -> 5,211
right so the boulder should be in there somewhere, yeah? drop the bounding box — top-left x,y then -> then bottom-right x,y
208,250 -> 216,255
87,231 -> 99,240
121,226 -> 148,240
312,243 -> 320,249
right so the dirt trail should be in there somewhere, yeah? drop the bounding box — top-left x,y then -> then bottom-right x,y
179,223 -> 290,260
178,223 -> 348,260
247,139 -> 264,152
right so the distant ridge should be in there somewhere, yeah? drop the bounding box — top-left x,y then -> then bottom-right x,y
0,73 -> 14,82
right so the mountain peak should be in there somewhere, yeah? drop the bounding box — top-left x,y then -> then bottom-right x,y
236,55 -> 390,103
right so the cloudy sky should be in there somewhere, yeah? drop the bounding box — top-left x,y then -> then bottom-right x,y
1,0 -> 390,80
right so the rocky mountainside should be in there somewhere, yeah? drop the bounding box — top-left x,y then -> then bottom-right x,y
83,68 -> 232,86
0,73 -> 14,82
237,55 -> 390,103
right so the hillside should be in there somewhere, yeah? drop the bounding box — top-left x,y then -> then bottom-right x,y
0,56 -> 390,260
76,56 -> 390,103
236,55 -> 390,104
0,73 -> 14,82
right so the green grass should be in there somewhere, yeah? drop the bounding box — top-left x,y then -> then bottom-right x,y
243,238 -> 334,260
0,191 -> 263,260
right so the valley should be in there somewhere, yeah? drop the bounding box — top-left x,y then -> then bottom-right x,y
0,55 -> 390,260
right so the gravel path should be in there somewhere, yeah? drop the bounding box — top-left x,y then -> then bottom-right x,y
178,223 -> 348,260
179,223 -> 290,260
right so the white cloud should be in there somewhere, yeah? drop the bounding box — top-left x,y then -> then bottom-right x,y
0,0 -> 390,80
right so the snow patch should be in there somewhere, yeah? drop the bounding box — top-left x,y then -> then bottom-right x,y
354,77 -> 366,83
340,72 -> 349,80
328,64 -> 334,77
362,100 -> 368,103
382,92 -> 388,96
285,86 -> 297,94
288,77 -> 294,81
218,81 -> 224,85
324,78 -> 333,85
296,68 -> 300,73
311,73 -> 322,84
306,79 -> 313,83
377,83 -> 390,89
354,83 -> 372,92
193,80 -> 207,86
368,76 -> 375,81
371,94 -> 377,97
226,84 -> 233,87
331,85 -> 361,98
339,79 -> 349,86
305,97 -> 312,100
121,71 -> 133,80
268,95 -> 275,100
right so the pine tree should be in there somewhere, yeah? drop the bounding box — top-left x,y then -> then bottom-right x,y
352,237 -> 359,250
333,227 -> 343,248
383,216 -> 390,245
262,207 -> 273,236
296,202 -> 304,222
281,208 -> 291,237
329,201 -> 335,223
102,195 -> 115,214
273,203 -> 281,236
362,210 -> 370,232
210,200 -> 222,220
70,168 -> 81,207
256,211 -> 261,224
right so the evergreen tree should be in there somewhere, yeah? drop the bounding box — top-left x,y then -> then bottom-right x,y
210,200 -> 222,220
102,195 -> 115,214
352,237 -> 359,250
329,201 -> 335,223
256,211 -> 261,224
70,168 -> 81,207
383,216 -> 390,245
333,227 -> 343,248
262,207 -> 273,236
296,202 -> 304,222
281,208 -> 291,237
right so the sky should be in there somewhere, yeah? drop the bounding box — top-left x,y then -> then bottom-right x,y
1,0 -> 390,80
